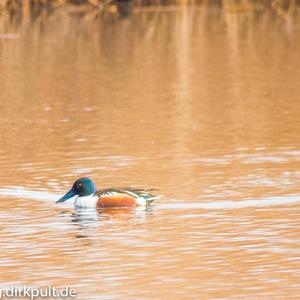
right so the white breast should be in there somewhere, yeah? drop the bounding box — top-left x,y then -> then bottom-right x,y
75,195 -> 99,208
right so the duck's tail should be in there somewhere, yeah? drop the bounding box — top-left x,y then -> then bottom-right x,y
122,188 -> 161,206
144,194 -> 161,205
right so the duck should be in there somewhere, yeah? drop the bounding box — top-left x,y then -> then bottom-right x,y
56,177 -> 160,208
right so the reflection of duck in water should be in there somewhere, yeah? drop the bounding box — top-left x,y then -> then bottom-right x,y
57,177 -> 160,208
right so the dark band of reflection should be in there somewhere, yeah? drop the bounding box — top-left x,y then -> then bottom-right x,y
1,0 -> 299,29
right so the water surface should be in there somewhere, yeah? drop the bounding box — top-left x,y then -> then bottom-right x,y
0,5 -> 300,299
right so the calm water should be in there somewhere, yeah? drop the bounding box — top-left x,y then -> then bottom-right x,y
0,5 -> 300,299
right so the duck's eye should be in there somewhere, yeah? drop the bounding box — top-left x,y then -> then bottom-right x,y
78,182 -> 82,187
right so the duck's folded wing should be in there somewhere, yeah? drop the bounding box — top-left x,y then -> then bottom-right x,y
97,188 -> 160,200
96,188 -> 160,206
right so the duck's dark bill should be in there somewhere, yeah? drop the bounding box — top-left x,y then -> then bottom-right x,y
57,189 -> 77,203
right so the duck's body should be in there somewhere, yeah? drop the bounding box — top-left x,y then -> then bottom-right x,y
57,178 -> 160,208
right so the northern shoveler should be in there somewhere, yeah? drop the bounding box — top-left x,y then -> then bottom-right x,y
56,177 -> 160,208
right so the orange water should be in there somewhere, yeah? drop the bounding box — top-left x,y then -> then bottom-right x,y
0,5 -> 300,299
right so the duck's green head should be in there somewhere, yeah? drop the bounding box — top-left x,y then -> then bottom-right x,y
57,177 -> 97,203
